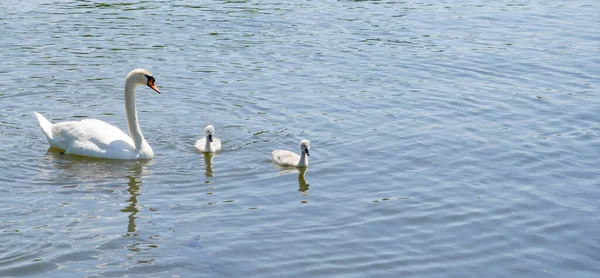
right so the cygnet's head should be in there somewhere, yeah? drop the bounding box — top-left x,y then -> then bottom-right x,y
300,139 -> 310,156
205,125 -> 215,142
127,69 -> 160,94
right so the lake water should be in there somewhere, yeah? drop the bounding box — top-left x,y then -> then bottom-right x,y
1,0 -> 599,277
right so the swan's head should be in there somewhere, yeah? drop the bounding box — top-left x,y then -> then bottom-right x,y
205,125 -> 215,142
127,69 -> 161,94
300,139 -> 310,156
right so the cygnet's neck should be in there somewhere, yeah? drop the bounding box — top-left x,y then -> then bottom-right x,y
124,79 -> 146,151
298,151 -> 309,167
204,135 -> 214,152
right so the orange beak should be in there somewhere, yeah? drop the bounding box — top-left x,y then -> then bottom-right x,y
147,79 -> 161,94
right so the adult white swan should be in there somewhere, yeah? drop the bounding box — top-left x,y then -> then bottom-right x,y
33,69 -> 161,160
195,125 -> 222,153
272,140 -> 311,167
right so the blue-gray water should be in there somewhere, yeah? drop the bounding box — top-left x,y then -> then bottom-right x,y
1,0 -> 599,277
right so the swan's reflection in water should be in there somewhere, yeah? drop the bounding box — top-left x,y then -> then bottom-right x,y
277,167 -> 310,195
121,174 -> 143,234
39,149 -> 152,234
39,149 -> 151,181
203,152 -> 214,178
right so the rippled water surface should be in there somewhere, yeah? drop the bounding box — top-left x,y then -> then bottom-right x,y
1,0 -> 599,277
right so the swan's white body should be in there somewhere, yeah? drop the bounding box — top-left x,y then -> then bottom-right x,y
272,140 -> 310,167
33,69 -> 160,160
195,125 -> 221,153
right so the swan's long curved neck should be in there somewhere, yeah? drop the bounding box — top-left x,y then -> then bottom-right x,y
298,151 -> 308,167
124,80 -> 145,151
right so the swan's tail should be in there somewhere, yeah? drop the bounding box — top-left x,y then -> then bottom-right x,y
33,111 -> 54,143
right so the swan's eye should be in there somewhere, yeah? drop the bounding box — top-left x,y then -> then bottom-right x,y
146,75 -> 155,86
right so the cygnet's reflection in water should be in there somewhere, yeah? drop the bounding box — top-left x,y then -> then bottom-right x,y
203,152 -> 215,178
277,167 -> 310,195
297,168 -> 310,195
39,149 -> 152,235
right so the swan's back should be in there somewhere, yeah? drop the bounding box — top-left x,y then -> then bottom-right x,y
272,149 -> 300,167
57,119 -> 132,145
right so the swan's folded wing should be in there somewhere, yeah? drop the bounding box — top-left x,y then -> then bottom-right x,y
53,119 -> 135,155
212,138 -> 222,151
195,138 -> 206,152
272,150 -> 300,166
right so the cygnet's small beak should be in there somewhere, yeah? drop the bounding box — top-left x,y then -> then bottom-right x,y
208,134 -> 213,143
147,78 -> 161,94
305,149 -> 310,156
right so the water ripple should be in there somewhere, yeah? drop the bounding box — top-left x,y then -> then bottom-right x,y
0,0 -> 599,277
